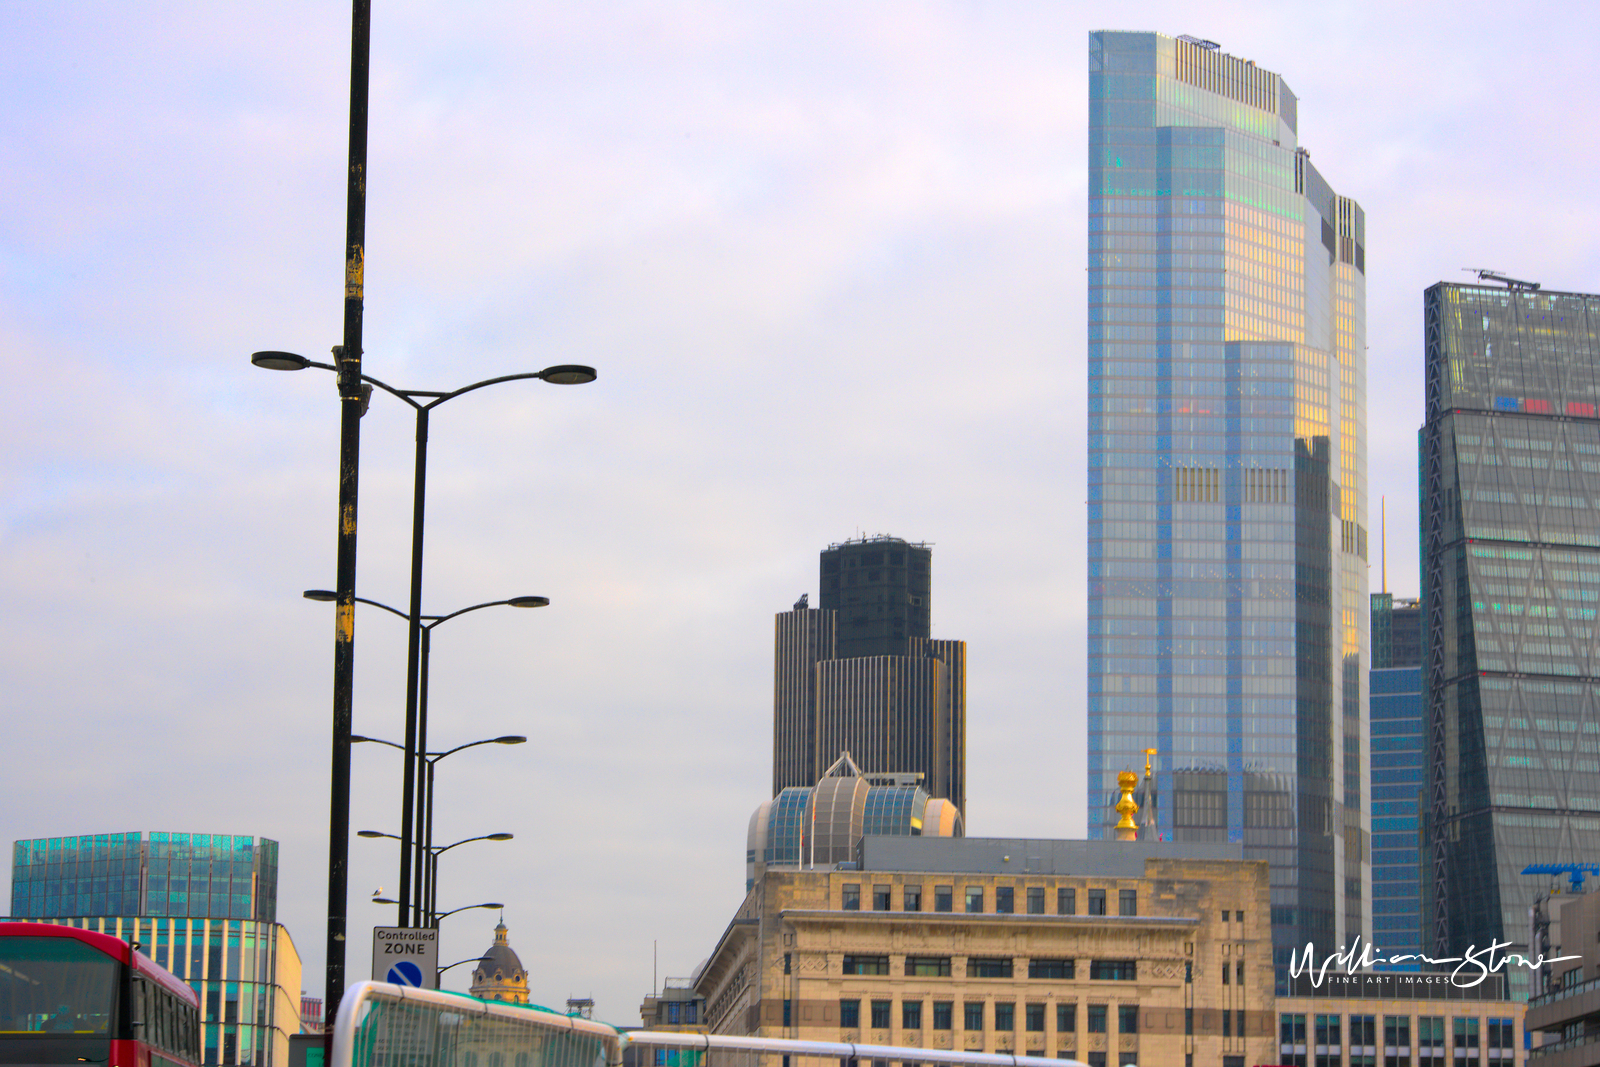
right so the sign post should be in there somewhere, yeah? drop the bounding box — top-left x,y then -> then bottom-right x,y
371,927 -> 439,989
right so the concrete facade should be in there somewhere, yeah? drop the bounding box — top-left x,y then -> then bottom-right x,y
692,848 -> 1275,1067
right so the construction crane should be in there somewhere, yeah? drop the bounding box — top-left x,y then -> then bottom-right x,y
1522,862 -> 1600,891
1466,268 -> 1541,291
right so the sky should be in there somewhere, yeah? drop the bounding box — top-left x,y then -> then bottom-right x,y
3,0 -> 1598,1028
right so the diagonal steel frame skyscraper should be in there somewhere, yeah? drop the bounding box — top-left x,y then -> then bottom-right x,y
1085,31 -> 1369,977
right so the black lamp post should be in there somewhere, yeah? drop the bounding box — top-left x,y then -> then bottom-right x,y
260,355 -> 594,928
350,732 -> 526,923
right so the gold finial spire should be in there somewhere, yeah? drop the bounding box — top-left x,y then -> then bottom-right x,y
1115,770 -> 1140,841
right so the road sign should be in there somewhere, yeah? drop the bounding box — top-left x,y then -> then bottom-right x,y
372,927 -> 439,989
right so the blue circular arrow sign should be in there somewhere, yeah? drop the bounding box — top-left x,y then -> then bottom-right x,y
386,961 -> 425,987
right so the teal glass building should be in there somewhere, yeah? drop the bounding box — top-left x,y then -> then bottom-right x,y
1420,282 -> 1600,982
1086,31 -> 1369,980
1369,594 -> 1424,969
8,833 -> 299,1066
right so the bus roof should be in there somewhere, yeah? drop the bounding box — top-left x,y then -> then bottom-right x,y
0,922 -> 199,1007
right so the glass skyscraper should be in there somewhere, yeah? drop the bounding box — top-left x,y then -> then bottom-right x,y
1086,31 -> 1368,976
1370,594 -> 1424,969
1420,281 -> 1600,983
8,833 -> 298,1066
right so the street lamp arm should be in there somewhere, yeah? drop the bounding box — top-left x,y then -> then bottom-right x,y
431,902 -> 503,922
438,956 -> 491,977
429,736 -> 525,762
354,596 -> 410,621
351,736 -> 406,753
431,833 -> 513,857
426,597 -> 543,629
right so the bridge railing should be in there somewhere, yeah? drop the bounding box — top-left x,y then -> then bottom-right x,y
333,983 -> 1089,1067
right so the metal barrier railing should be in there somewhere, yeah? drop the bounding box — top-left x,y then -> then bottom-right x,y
333,982 -> 622,1067
334,983 -> 1090,1067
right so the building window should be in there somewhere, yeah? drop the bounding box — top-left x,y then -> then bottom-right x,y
870,1000 -> 891,1029
995,1003 -> 1015,1032
1089,960 -> 1136,981
967,957 -> 1013,979
783,1000 -> 792,1027
996,887 -> 1014,914
906,956 -> 952,977
1087,889 -> 1106,916
1351,1015 -> 1375,1047
1236,960 -> 1244,985
1118,890 -> 1137,916
1028,959 -> 1075,980
1384,1015 -> 1410,1051
1224,1010 -> 1232,1039
1118,1006 -> 1138,1035
1488,1018 -> 1514,1051
783,953 -> 791,975
1235,910 -> 1243,922
965,1002 -> 985,1031
843,955 -> 889,976
1222,962 -> 1229,986
1420,1017 -> 1445,1050
1057,1004 -> 1076,1033
903,1001 -> 923,1030
904,886 -> 922,913
840,1000 -> 859,1029
1454,1018 -> 1478,1050
933,1002 -> 953,1030
935,886 -> 953,913
1186,1008 -> 1193,1036
1087,1055 -> 1106,1067
1059,887 -> 1076,915
873,886 -> 891,911
1027,887 -> 1045,914
966,887 -> 984,913
842,885 -> 860,911
1026,1004 -> 1045,1032
1087,1005 -> 1107,1034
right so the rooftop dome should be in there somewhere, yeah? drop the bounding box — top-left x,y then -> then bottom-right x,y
469,918 -> 529,1004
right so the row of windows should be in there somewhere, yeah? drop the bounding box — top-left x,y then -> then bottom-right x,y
841,884 -> 1136,916
1280,1014 -> 1515,1049
836,999 -> 1136,1034
840,956 -> 1137,981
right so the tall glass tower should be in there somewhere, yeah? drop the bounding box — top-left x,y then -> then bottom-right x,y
1086,31 -> 1368,976
1420,281 -> 1600,986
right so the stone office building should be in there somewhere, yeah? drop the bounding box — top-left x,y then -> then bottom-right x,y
686,836 -> 1275,1067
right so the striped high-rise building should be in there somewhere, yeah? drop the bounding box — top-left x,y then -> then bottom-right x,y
773,536 -> 966,816
1086,31 -> 1369,979
1421,279 -> 1600,988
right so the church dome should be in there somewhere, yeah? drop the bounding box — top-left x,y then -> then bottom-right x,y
469,919 -> 529,1004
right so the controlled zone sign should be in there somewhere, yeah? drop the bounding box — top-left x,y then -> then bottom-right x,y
372,927 -> 439,989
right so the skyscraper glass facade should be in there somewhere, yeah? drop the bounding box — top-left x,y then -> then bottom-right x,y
1420,282 -> 1600,984
11,833 -> 278,923
1086,31 -> 1368,977
8,833 -> 295,1065
1370,664 -> 1423,967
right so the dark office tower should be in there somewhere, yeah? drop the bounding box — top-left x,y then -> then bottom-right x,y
819,537 -> 932,658
1369,593 -> 1424,969
774,536 -> 965,814
1086,31 -> 1369,979
1420,280 -> 1600,982
1371,594 -> 1423,670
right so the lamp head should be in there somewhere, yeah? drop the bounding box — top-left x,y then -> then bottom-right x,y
356,830 -> 386,839
478,902 -> 505,910
303,589 -> 338,602
493,736 -> 528,745
252,351 -> 311,371
538,365 -> 597,385
371,897 -> 399,905
507,596 -> 549,609
487,833 -> 514,842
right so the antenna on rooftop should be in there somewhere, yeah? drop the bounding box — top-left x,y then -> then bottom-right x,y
1465,268 -> 1541,292
1177,35 -> 1221,50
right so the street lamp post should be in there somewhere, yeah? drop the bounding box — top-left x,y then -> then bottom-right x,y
259,355 -> 595,927
350,732 -> 526,923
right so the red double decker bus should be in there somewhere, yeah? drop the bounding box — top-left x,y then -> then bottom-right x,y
0,923 -> 199,1067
